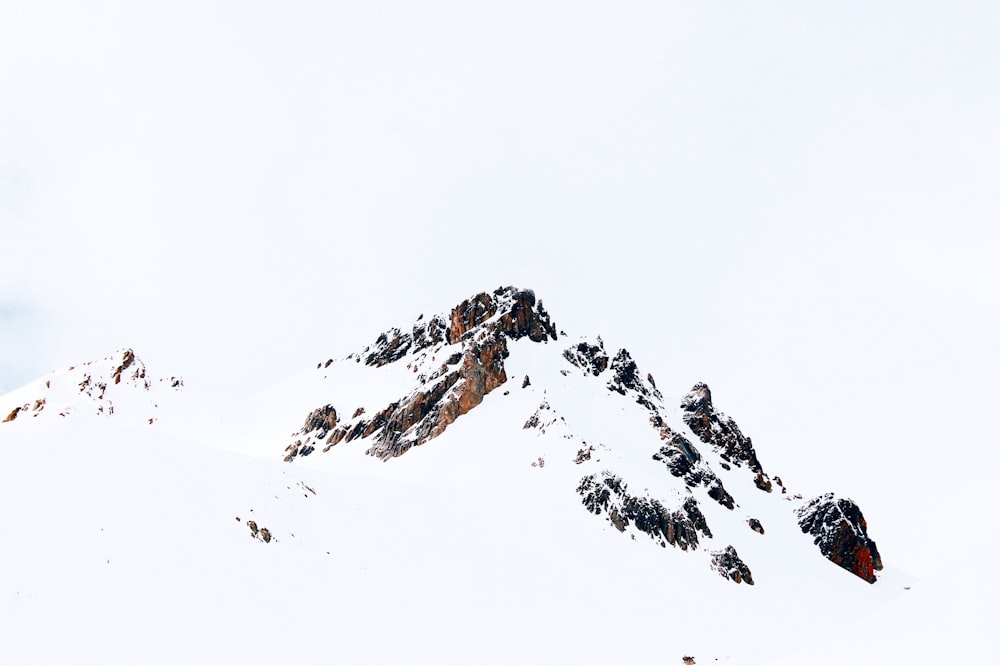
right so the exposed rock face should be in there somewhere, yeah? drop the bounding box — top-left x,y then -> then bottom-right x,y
681,383 -> 763,474
797,493 -> 883,583
284,405 -> 339,461
304,405 -> 338,437
365,333 -> 509,460
748,518 -> 765,534
448,288 -> 557,344
710,546 -> 754,585
563,340 -> 609,376
363,328 -> 412,367
607,348 -> 663,411
577,471 -> 711,550
652,431 -> 735,510
288,287 -> 557,462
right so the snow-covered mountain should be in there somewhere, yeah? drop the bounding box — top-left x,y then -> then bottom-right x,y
0,287 -> 902,665
279,286 -> 882,586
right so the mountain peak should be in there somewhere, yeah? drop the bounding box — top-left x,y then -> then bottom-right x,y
0,347 -> 182,425
280,286 -> 884,586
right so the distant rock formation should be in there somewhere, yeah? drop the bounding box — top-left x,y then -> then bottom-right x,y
710,545 -> 754,585
577,471 -> 711,552
0,348 -> 181,424
797,493 -> 883,583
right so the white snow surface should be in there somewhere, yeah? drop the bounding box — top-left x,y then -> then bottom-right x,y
0,319 -> 944,665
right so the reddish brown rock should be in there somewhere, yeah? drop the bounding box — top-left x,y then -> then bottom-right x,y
286,287 -> 557,463
111,348 -> 136,385
797,493 -> 883,583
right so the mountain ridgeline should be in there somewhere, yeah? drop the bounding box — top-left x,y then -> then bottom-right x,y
281,286 -> 883,585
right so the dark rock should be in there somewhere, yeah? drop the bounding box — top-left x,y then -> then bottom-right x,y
412,314 -> 448,351
563,340 -> 609,376
652,432 -> 735,510
797,493 -> 883,583
606,348 -> 663,412
710,545 -> 754,585
681,383 -> 763,473
748,518 -> 764,534
363,328 -> 413,367
577,471 -> 711,550
754,472 -> 773,493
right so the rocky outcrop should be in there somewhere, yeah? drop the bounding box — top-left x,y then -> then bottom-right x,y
681,383 -> 764,474
563,339 -> 609,376
365,332 -> 509,459
797,493 -> 883,583
448,287 -> 557,344
111,348 -> 137,385
286,288 -> 559,462
363,328 -> 413,367
748,518 -> 764,534
284,405 -> 339,461
577,471 -> 711,550
607,348 -> 663,412
710,546 -> 754,585
652,430 -> 735,510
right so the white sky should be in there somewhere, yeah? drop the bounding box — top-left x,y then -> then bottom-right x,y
2,1 -> 999,578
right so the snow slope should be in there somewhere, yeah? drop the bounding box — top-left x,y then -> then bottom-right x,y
0,289 -> 916,665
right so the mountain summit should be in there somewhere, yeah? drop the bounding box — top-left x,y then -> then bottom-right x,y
0,285 -> 895,665
280,285 -> 882,585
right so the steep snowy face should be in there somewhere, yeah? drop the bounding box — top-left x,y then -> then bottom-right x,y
278,286 -> 885,586
0,348 -> 183,426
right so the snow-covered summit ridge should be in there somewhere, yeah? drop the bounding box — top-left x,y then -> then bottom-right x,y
280,285 -> 884,586
0,347 -> 183,426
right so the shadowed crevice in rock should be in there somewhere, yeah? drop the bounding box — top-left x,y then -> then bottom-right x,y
797,493 -> 883,583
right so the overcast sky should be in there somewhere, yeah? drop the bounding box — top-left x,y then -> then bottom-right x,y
2,2 -> 998,575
